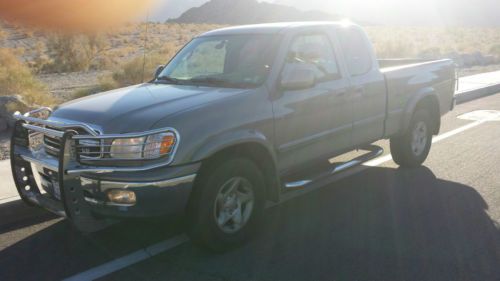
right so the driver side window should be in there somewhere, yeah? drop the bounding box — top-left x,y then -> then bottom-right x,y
284,34 -> 340,83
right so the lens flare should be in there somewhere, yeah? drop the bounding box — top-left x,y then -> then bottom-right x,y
0,0 -> 155,32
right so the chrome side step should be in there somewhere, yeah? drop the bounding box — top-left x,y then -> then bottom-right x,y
284,145 -> 384,189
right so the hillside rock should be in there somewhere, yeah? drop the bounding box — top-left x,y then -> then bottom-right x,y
0,95 -> 31,132
169,0 -> 340,25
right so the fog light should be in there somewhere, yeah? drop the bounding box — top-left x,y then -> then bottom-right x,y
107,189 -> 136,205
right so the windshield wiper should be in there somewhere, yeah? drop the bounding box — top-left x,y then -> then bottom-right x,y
186,77 -> 254,88
155,76 -> 182,85
187,77 -> 227,85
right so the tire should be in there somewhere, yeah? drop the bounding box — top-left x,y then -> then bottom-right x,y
390,109 -> 433,168
187,157 -> 266,252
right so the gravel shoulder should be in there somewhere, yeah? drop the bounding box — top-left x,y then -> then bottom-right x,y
37,70 -> 110,101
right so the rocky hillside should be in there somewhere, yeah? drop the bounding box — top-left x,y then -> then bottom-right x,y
169,0 -> 340,24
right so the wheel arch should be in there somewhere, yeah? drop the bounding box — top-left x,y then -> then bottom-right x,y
401,89 -> 441,136
190,134 -> 280,204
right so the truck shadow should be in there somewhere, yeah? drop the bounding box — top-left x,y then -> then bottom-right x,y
144,166 -> 500,281
1,166 -> 499,281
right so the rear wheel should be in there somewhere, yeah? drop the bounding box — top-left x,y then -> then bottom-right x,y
390,109 -> 433,168
187,157 -> 265,252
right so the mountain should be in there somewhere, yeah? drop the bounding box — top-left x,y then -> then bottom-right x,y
160,0 -> 500,27
168,0 -> 341,25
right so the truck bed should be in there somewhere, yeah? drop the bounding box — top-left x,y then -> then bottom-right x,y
380,59 -> 456,137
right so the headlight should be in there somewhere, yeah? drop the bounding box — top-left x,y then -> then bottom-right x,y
109,131 -> 177,160
110,137 -> 145,159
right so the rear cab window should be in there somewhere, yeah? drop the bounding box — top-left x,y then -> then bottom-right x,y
283,33 -> 342,83
337,28 -> 373,76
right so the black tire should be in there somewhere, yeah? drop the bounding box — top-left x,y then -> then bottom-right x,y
390,109 -> 433,168
187,157 -> 266,252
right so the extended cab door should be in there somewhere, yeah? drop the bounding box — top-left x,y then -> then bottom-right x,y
336,27 -> 387,144
272,30 -> 353,171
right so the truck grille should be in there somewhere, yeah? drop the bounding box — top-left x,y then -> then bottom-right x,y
43,127 -> 102,159
43,134 -> 62,157
76,139 -> 102,159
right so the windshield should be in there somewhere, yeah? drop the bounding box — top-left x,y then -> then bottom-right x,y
157,34 -> 278,88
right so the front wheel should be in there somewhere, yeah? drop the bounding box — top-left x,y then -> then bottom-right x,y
390,109 -> 433,168
187,157 -> 265,252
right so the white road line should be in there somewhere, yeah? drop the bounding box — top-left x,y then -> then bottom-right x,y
0,195 -> 21,204
62,119 -> 489,281
63,235 -> 189,281
431,120 -> 484,143
366,119 -> 485,167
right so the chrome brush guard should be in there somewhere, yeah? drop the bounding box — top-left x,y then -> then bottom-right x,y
10,108 -> 115,232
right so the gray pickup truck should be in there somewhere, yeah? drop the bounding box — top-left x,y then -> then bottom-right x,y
11,22 -> 456,251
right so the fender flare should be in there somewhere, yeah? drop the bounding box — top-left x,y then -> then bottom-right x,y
189,129 -> 281,202
400,87 -> 440,135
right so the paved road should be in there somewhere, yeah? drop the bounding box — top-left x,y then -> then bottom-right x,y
1,93 -> 500,281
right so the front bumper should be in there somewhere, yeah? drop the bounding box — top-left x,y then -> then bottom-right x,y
10,111 -> 199,232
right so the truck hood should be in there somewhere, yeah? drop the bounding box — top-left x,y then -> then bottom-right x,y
50,83 -> 249,133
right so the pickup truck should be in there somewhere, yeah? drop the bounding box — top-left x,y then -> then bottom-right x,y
11,22 -> 456,251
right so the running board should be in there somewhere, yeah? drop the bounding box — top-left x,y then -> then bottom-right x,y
284,145 -> 384,189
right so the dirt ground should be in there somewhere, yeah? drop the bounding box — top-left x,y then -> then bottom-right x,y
37,70 -> 110,102
0,130 -> 10,161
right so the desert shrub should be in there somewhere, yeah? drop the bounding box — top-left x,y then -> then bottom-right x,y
110,53 -> 163,87
30,41 -> 51,74
45,35 -> 87,72
0,48 -> 55,108
373,39 -> 416,58
107,42 -> 182,88
44,34 -> 111,73
0,27 -> 6,41
366,26 -> 500,60
418,47 -> 442,59
490,44 -> 500,57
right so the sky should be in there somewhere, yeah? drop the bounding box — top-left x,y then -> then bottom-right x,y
270,0 -> 499,26
149,0 -> 500,26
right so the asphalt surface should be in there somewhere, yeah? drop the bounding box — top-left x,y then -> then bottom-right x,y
1,93 -> 500,281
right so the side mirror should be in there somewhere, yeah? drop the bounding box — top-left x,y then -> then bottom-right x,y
280,66 -> 316,91
154,65 -> 165,78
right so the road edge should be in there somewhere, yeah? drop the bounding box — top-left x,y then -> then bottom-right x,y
455,83 -> 500,104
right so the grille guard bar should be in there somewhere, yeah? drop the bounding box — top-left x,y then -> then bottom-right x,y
10,119 -> 115,232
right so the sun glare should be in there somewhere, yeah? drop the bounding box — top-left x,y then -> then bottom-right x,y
0,0 -> 154,32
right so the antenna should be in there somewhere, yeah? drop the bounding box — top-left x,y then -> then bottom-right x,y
141,11 -> 150,83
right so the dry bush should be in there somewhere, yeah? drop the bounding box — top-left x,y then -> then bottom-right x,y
44,34 -> 111,72
366,26 -> 500,59
110,53 -> 162,87
490,44 -> 500,57
0,26 -> 6,41
0,48 -> 55,108
30,41 -> 50,73
45,35 -> 87,72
